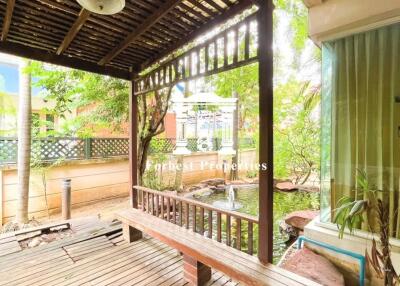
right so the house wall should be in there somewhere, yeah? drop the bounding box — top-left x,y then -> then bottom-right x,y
0,149 -> 256,225
306,0 -> 400,43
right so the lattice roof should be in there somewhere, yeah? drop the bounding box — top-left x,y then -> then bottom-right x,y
0,0 -> 254,79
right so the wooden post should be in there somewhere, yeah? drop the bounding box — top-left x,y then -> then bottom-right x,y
62,178 -> 71,220
183,254 -> 211,286
257,0 -> 274,264
129,79 -> 138,208
122,224 -> 143,243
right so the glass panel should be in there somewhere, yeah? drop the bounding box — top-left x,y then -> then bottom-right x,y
321,23 -> 400,238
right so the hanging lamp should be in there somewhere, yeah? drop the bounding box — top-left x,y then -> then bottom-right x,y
77,0 -> 125,15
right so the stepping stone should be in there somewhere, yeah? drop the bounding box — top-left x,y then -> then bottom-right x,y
284,210 -> 319,231
282,248 -> 345,286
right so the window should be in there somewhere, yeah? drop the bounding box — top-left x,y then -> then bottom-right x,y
321,23 -> 400,239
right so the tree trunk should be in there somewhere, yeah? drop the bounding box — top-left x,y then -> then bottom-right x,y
174,155 -> 184,190
16,60 -> 32,224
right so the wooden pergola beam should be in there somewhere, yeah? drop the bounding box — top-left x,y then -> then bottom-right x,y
98,0 -> 182,65
142,0 -> 254,69
57,9 -> 91,55
1,0 -> 16,41
0,41 -> 132,80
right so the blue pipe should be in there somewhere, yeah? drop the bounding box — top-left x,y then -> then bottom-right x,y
297,236 -> 366,286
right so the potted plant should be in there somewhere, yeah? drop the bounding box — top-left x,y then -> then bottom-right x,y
334,170 -> 399,285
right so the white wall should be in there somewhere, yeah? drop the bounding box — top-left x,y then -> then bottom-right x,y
306,0 -> 400,43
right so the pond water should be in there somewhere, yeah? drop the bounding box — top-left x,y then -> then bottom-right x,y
193,185 -> 319,263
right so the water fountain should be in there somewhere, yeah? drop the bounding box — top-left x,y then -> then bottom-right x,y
212,185 -> 242,211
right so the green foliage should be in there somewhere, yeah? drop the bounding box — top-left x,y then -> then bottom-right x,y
142,153 -> 174,191
0,92 -> 17,135
211,63 -> 259,135
274,0 -> 309,54
333,170 -> 376,238
29,62 -> 129,137
274,79 -> 320,183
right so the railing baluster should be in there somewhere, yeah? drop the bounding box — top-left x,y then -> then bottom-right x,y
166,198 -> 171,222
217,212 -> 221,242
185,203 -> 190,229
150,193 -> 154,215
248,221 -> 253,255
208,210 -> 212,239
155,195 -> 159,217
226,215 -> 231,246
199,207 -> 204,235
146,192 -> 150,213
140,190 -> 144,211
179,201 -> 183,226
192,205 -> 196,233
172,199 -> 176,224
236,218 -> 241,250
161,196 -> 164,219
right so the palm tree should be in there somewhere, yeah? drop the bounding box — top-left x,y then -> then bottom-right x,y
16,60 -> 32,224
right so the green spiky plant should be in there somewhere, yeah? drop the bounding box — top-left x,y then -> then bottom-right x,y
333,170 -> 399,286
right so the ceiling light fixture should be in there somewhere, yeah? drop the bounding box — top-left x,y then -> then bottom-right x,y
77,0 -> 125,15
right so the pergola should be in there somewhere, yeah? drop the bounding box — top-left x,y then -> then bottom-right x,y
0,0 -> 273,264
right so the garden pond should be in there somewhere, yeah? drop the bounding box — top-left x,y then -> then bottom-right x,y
192,184 -> 319,263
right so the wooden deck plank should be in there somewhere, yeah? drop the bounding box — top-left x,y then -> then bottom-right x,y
0,224 -> 300,286
117,210 -> 309,286
66,246 -> 174,286
0,256 -> 73,286
3,238 -> 155,286
85,248 -> 179,286
0,225 -> 121,264
131,260 -> 183,286
0,248 -> 69,276
27,239 -> 165,286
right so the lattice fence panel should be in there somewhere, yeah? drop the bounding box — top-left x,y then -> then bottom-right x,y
149,138 -> 175,154
0,137 -> 18,164
90,138 -> 129,158
32,138 -> 86,162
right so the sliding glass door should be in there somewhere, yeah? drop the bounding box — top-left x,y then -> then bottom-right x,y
321,23 -> 400,238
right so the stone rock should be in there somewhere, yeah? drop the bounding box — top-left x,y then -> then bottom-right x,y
28,237 -> 42,248
279,221 -> 299,238
281,248 -> 345,286
200,178 -> 225,187
192,189 -> 214,199
295,185 -> 320,193
279,221 -> 299,246
284,210 -> 318,231
276,182 -> 298,192
187,185 -> 202,192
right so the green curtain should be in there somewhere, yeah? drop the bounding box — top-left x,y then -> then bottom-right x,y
324,24 -> 400,238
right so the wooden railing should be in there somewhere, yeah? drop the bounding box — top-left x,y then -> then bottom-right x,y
135,186 -> 259,255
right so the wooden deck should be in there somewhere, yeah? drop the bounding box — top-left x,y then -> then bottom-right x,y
0,219 -> 239,286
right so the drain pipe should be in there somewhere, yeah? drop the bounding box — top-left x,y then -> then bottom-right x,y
297,236 -> 365,286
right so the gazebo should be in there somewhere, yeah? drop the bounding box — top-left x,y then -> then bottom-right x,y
0,0 -> 312,285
